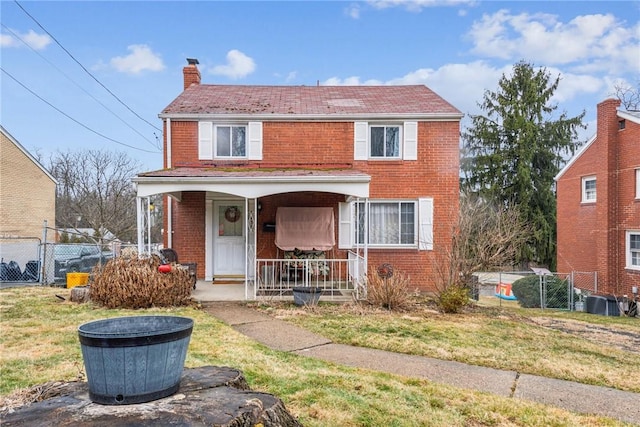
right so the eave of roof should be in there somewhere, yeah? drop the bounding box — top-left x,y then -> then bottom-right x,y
132,167 -> 371,199
134,167 -> 370,181
555,107 -> 639,181
0,125 -> 58,185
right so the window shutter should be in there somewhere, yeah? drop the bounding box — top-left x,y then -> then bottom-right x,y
338,202 -> 353,249
418,197 -> 433,250
354,122 -> 368,160
403,121 -> 418,160
198,121 -> 213,159
247,122 -> 263,160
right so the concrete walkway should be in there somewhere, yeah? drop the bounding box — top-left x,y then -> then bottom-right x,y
201,301 -> 640,426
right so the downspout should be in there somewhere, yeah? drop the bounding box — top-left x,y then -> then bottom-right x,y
166,118 -> 173,248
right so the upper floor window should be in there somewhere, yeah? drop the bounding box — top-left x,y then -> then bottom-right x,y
354,121 -> 417,161
626,231 -> 640,271
370,125 -> 400,158
636,169 -> 640,200
216,125 -> 246,157
582,176 -> 596,203
198,121 -> 262,160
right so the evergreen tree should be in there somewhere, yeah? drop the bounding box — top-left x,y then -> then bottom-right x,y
461,61 -> 586,270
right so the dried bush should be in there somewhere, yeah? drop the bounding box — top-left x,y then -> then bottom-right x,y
365,268 -> 412,310
90,256 -> 193,309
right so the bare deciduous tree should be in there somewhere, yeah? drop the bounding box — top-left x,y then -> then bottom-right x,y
432,191 -> 530,310
613,81 -> 640,111
49,150 -> 142,243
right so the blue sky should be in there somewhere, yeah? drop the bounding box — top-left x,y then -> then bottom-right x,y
1,0 -> 638,172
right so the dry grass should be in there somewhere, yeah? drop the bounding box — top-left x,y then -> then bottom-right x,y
0,287 -> 635,426
266,298 -> 640,393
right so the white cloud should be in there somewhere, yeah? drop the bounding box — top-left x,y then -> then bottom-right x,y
467,11 -> 639,73
210,50 -> 256,79
285,71 -> 298,82
0,29 -> 51,50
547,68 -> 603,103
322,76 -> 383,85
368,0 -> 476,12
322,60 -> 610,119
345,3 -> 361,19
110,44 -> 165,74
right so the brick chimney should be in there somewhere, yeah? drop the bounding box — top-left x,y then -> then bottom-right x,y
183,58 -> 201,90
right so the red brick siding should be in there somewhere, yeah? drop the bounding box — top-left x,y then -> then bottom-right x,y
165,120 -> 459,291
169,191 -> 206,278
557,99 -> 640,295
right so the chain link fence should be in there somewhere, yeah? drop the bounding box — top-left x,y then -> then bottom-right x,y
478,270 -> 597,312
0,237 -> 42,283
1,227 -> 162,287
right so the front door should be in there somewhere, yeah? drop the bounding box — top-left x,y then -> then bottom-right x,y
214,202 -> 245,276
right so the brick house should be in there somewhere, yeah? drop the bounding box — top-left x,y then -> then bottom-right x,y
0,125 -> 57,240
133,59 -> 462,298
555,99 -> 640,296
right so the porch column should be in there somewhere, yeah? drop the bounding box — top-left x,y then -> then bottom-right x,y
136,196 -> 144,255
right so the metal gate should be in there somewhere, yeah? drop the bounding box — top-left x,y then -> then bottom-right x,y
540,273 -> 572,310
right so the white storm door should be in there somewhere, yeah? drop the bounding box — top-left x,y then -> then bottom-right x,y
214,202 -> 246,276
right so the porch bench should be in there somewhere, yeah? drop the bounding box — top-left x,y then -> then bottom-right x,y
282,249 -> 329,281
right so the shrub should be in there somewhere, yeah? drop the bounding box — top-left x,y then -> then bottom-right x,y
365,268 -> 412,310
511,275 -> 575,309
436,284 -> 471,313
90,256 -> 193,309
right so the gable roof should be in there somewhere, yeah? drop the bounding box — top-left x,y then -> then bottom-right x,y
0,125 -> 57,184
160,85 -> 462,120
555,108 -> 639,181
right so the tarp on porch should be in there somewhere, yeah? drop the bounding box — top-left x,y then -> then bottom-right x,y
275,207 -> 335,251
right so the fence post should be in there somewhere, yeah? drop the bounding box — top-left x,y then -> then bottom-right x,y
40,220 -> 48,285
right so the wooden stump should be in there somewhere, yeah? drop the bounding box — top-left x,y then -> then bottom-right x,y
70,285 -> 90,303
1,366 -> 302,426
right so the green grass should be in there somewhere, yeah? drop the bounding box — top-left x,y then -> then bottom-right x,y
0,287 -> 636,426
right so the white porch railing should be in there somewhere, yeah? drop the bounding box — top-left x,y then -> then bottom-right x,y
255,251 -> 365,300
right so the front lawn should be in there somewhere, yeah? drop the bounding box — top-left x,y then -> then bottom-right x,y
263,297 -> 640,393
0,287 -> 635,426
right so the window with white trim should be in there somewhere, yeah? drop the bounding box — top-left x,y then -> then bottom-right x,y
370,125 -> 400,158
216,125 -> 246,157
353,121 -> 418,160
355,201 -> 415,246
626,231 -> 640,270
636,169 -> 640,200
581,176 -> 596,203
198,121 -> 263,160
338,198 -> 433,250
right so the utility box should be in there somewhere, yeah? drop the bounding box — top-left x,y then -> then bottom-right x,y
586,295 -> 620,316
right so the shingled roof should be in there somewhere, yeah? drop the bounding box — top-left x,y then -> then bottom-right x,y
160,84 -> 462,118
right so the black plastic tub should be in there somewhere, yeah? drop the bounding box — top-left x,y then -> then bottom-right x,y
292,287 -> 322,306
78,315 -> 193,405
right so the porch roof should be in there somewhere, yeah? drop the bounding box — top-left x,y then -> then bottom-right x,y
133,167 -> 370,199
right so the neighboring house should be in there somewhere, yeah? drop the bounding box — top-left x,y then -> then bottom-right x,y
556,99 -> 640,296
0,125 -> 57,240
58,227 -> 117,242
133,59 -> 462,297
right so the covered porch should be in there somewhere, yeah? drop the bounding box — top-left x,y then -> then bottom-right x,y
132,168 -> 370,301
